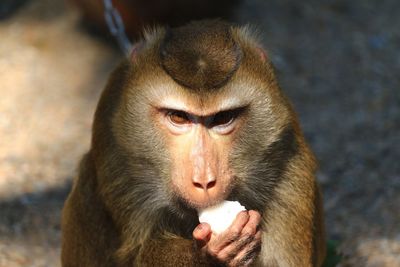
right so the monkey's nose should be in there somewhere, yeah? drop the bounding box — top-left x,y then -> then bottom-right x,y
192,178 -> 216,191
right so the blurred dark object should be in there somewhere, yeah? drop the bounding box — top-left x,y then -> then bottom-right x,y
69,0 -> 239,39
0,0 -> 29,19
322,240 -> 342,267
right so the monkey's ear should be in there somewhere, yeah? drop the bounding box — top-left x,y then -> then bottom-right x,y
255,46 -> 268,63
130,42 -> 144,61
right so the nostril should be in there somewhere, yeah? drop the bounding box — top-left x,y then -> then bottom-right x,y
207,181 -> 216,189
193,182 -> 203,189
193,180 -> 216,190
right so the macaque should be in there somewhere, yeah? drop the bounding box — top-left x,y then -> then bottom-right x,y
61,20 -> 326,266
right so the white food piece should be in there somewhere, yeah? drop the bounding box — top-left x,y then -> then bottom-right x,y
198,201 -> 246,234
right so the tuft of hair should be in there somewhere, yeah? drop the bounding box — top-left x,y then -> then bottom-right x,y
160,20 -> 242,90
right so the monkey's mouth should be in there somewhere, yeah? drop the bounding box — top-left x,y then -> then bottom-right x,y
173,185 -> 237,211
174,193 -> 223,211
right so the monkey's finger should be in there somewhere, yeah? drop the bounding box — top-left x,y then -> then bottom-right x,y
193,223 -> 212,248
217,225 -> 262,263
231,239 -> 261,266
210,211 -> 249,251
239,249 -> 260,267
241,210 -> 261,236
230,232 -> 262,267
215,233 -> 253,263
217,211 -> 261,260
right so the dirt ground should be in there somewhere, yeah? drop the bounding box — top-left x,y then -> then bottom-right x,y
0,0 -> 399,266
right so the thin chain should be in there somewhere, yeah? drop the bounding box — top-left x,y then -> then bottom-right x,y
103,0 -> 132,55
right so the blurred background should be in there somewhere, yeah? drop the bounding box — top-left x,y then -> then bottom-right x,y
0,0 -> 399,266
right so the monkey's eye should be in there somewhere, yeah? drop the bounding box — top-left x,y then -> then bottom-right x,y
167,110 -> 191,125
210,110 -> 238,127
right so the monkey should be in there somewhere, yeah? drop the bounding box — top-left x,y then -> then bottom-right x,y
61,20 -> 326,267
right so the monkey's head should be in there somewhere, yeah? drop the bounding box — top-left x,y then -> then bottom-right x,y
92,20 -> 300,218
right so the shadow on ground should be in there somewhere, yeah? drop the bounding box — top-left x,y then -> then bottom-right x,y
0,181 -> 71,241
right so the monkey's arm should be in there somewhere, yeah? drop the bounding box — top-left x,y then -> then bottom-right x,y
136,210 -> 262,267
62,154 -> 121,267
137,237 -> 213,267
256,177 -> 326,267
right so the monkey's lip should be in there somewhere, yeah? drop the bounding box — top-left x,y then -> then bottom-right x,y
179,193 -> 230,211
172,180 -> 234,210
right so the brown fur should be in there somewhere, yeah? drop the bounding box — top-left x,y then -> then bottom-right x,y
61,20 -> 325,266
161,20 -> 242,90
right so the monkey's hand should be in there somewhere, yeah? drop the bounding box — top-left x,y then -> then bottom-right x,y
193,210 -> 262,267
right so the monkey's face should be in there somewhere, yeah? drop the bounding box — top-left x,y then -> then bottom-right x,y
151,92 -> 249,210
106,23 -> 293,214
